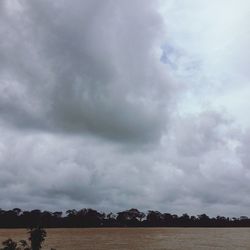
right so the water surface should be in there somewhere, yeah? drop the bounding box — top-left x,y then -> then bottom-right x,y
0,228 -> 250,249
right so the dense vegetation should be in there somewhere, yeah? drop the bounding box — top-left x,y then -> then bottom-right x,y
0,208 -> 250,228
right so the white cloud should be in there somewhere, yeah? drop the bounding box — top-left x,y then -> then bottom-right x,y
160,0 -> 250,125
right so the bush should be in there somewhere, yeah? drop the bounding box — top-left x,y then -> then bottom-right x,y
0,227 -> 54,250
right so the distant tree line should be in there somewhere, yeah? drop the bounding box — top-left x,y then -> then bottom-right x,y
0,208 -> 250,228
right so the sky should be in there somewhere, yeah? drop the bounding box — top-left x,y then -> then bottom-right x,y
0,0 -> 250,217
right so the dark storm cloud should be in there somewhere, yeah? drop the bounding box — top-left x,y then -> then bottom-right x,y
0,0 -> 173,144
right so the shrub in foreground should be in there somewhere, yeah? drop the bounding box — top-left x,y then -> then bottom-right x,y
0,227 -> 54,250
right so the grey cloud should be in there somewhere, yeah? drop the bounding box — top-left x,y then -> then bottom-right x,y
0,112 -> 250,216
1,0 -> 250,217
0,0 -> 173,144
173,111 -> 230,157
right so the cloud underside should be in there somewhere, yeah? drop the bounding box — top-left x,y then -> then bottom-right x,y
0,0 -> 250,216
0,0 -> 173,144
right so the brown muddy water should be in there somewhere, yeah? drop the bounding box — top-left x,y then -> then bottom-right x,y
0,228 -> 250,249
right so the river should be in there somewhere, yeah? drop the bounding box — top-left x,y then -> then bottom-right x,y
0,227 -> 250,249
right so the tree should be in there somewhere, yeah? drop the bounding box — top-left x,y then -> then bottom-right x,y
116,208 -> 145,226
1,227 -> 49,250
146,211 -> 163,226
28,227 -> 46,250
12,208 -> 22,216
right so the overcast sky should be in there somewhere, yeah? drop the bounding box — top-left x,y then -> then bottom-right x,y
1,0 -> 250,217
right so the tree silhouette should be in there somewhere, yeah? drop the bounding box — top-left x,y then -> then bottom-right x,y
0,239 -> 19,250
28,227 -> 46,250
146,211 -> 163,226
0,207 -> 250,228
1,227 -> 50,250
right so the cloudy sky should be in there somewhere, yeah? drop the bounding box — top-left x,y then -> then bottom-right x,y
0,0 -> 250,217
